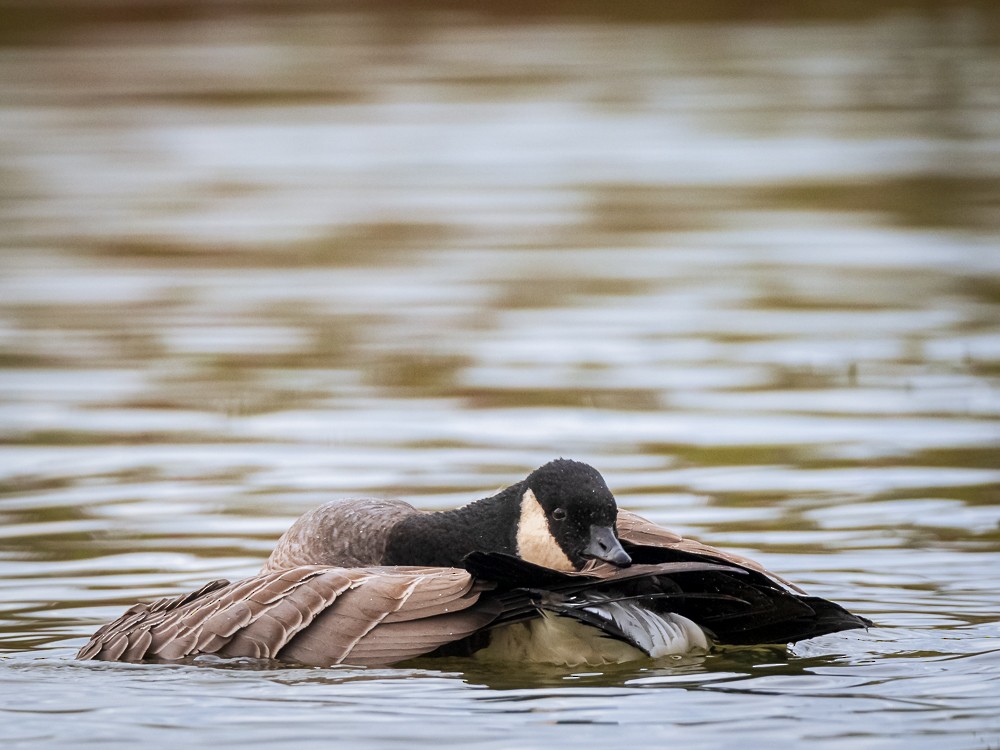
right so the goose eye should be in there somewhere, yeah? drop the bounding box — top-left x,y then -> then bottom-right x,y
551,508 -> 567,521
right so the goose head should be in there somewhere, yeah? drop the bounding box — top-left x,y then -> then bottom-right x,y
515,459 -> 632,571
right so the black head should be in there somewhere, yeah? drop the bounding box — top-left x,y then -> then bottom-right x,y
515,459 -> 631,571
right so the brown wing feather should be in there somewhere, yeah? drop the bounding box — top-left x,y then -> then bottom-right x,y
616,509 -> 805,593
77,566 -> 498,667
280,568 -> 499,666
76,578 -> 231,661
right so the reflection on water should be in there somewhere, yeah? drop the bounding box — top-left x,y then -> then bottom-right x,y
1,3 -> 999,749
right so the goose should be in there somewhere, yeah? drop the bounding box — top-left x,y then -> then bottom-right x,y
77,459 -> 870,667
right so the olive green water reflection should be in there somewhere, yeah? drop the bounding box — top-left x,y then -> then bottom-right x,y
1,3 -> 999,749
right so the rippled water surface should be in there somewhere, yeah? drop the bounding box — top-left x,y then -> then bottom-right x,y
2,4 -> 1000,748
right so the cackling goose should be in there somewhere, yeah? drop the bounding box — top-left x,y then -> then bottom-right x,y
77,459 -> 871,667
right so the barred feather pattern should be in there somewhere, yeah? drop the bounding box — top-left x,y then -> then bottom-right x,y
76,566 -> 498,667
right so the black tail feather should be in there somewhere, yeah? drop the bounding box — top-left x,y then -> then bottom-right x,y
461,550 -> 871,647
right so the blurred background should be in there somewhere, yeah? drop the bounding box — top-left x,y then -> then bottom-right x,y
1,1 -> 999,748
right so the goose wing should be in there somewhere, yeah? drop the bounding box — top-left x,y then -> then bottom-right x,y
465,534 -> 870,648
612,510 -> 872,642
616,509 -> 804,592
77,565 -> 500,667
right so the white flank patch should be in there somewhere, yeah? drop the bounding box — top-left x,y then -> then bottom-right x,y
578,594 -> 710,657
516,488 -> 574,571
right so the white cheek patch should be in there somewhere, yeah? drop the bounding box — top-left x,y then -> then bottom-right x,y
516,488 -> 575,572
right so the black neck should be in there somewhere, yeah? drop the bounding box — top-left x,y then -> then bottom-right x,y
383,482 -> 524,567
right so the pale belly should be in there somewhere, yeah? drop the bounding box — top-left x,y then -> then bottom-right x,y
474,610 -> 710,667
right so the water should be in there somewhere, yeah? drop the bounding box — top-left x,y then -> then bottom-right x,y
2,4 -> 1000,748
